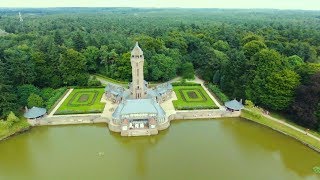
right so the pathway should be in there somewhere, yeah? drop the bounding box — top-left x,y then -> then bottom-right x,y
189,76 -> 223,109
246,108 -> 320,142
260,112 -> 320,142
48,88 -> 74,117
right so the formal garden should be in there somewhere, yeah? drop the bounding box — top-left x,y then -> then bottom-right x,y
54,88 -> 106,115
172,84 -> 219,110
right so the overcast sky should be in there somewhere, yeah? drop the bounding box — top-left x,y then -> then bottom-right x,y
0,0 -> 320,10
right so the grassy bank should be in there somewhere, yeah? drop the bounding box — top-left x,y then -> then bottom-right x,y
0,118 -> 30,141
241,108 -> 320,151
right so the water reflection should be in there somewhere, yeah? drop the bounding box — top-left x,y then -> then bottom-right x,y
220,118 -> 319,178
109,127 -> 169,178
0,120 -> 319,180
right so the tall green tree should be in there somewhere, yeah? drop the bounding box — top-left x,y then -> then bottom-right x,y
27,93 -> 44,108
59,49 -> 88,86
260,69 -> 300,110
0,60 -> 17,117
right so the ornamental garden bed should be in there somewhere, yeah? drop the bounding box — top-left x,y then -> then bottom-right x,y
172,85 -> 219,110
54,88 -> 106,115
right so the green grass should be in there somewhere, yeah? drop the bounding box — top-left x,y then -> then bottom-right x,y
94,74 -> 128,85
54,88 -> 106,115
241,108 -> 320,151
254,108 -> 320,139
173,85 -> 219,110
0,118 -> 30,141
94,74 -> 165,88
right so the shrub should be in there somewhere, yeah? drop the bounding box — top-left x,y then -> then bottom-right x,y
28,93 -> 44,108
208,84 -> 229,103
245,100 -> 255,108
172,82 -> 201,86
41,88 -> 54,101
0,120 -> 8,130
6,111 -> 20,127
46,87 -> 68,111
88,76 -> 102,87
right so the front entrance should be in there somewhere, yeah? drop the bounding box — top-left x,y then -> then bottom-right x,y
129,119 -> 149,129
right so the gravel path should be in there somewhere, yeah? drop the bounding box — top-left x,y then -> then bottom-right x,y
48,88 -> 74,117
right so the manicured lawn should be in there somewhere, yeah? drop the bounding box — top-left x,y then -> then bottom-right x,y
241,108 -> 320,151
173,85 -> 219,110
54,88 -> 106,115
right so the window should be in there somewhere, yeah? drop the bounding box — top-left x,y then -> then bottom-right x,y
137,69 -> 139,76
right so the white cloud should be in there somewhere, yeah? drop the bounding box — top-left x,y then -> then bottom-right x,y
0,0 -> 319,10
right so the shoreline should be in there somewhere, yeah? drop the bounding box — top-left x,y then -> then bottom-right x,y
241,109 -> 320,153
1,115 -> 320,154
0,126 -> 31,142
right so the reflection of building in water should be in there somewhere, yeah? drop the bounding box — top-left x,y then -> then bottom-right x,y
105,42 -> 172,136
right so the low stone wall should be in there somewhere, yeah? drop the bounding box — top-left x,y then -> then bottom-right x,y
121,129 -> 158,136
169,109 -> 241,121
29,115 -> 109,126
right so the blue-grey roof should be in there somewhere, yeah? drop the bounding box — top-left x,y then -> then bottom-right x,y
24,107 -> 46,119
105,83 -> 125,97
112,99 -> 165,119
225,100 -> 244,110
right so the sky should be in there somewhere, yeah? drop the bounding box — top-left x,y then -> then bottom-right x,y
0,0 -> 320,10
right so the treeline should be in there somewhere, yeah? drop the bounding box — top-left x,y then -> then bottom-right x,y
0,8 -> 320,130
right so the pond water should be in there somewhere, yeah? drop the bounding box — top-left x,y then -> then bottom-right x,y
0,118 -> 319,180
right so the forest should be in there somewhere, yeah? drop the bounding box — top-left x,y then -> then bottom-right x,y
0,8 -> 320,131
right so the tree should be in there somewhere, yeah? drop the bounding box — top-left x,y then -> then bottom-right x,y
17,84 -> 40,107
180,62 -> 194,79
242,33 -> 264,45
245,49 -> 284,105
113,52 -> 132,81
286,55 -> 304,69
6,111 -> 20,124
83,46 -> 100,72
54,30 -> 63,45
243,40 -> 267,58
0,60 -> 17,117
27,93 -> 44,108
213,40 -> 230,52
4,45 -> 36,85
290,72 -> 320,130
41,88 -> 54,101
260,69 -> 300,110
59,49 -> 88,86
148,54 -> 176,81
72,32 -> 86,51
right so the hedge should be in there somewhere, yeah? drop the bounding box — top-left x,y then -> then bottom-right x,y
46,87 -> 68,112
207,84 -> 230,103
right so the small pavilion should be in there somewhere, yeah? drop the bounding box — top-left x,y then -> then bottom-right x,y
24,107 -> 47,119
225,100 -> 244,112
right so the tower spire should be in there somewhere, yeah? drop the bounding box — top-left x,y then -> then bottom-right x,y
130,42 -> 145,99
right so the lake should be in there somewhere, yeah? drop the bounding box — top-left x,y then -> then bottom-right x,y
0,118 -> 319,180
